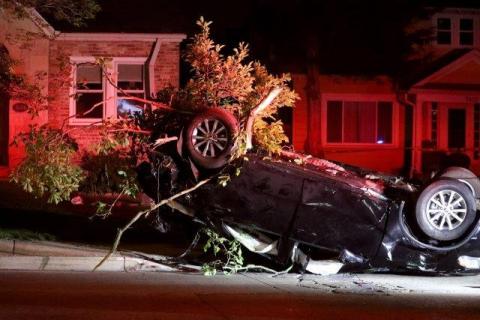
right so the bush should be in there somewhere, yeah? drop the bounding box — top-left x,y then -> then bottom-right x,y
10,125 -> 84,204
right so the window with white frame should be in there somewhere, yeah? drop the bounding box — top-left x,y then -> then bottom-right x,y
326,100 -> 393,144
70,58 -> 147,124
116,63 -> 146,119
437,17 -> 452,45
74,63 -> 104,119
460,18 -> 474,46
434,14 -> 478,47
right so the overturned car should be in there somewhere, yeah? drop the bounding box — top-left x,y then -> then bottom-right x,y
138,99 -> 480,276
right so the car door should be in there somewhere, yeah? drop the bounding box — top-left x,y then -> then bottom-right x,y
201,158 -> 304,237
290,174 -> 390,259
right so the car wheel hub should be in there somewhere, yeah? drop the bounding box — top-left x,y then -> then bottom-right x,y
426,190 -> 467,231
192,118 -> 228,157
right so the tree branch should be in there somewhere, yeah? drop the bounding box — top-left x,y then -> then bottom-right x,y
60,98 -> 111,131
224,263 -> 293,276
245,87 -> 282,150
100,67 -> 177,112
107,128 -> 152,135
93,178 -> 211,271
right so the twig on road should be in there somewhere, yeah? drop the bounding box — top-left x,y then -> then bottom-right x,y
93,178 -> 211,271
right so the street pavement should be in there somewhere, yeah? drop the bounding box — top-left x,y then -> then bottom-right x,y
1,270 -> 480,319
2,237 -> 479,319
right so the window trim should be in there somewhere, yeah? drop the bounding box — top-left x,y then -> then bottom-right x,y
459,18 -> 474,46
436,17 -> 452,45
113,59 -> 146,119
433,14 -> 477,48
69,56 -> 148,125
321,94 -> 398,148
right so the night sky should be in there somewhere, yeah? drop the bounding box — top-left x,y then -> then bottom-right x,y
46,0 -> 480,76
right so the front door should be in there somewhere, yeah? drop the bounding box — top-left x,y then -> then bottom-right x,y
448,108 -> 466,150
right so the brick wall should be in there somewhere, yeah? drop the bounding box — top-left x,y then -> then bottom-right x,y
48,39 -> 181,152
154,42 -> 181,90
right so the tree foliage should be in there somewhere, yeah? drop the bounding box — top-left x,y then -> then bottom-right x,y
10,125 -> 84,204
201,228 -> 244,276
0,0 -> 100,27
181,17 -> 298,153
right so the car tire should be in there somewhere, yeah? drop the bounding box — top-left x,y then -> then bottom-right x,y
416,179 -> 477,241
184,108 -> 239,170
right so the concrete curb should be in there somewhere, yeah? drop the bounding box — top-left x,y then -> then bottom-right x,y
0,239 -> 178,272
0,239 -> 110,257
0,256 -> 177,272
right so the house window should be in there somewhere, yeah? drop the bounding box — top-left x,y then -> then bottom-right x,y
70,58 -> 147,124
460,18 -> 474,46
74,64 -> 104,119
116,64 -> 146,118
437,18 -> 452,45
326,100 -> 393,144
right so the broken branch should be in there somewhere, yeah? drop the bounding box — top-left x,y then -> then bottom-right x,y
107,128 -> 152,135
153,136 -> 179,148
99,67 -> 177,112
223,264 -> 293,276
245,87 -> 282,150
93,178 -> 211,271
60,97 -> 113,131
117,95 -> 175,111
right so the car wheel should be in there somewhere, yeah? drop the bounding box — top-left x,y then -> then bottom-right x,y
185,108 -> 239,170
416,180 -> 476,241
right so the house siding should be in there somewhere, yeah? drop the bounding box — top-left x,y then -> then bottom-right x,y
0,9 -> 50,174
291,74 -> 309,152
292,73 -> 406,174
291,7 -> 480,177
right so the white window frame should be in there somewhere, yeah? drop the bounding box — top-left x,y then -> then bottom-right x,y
321,94 -> 399,148
459,17 -> 474,46
436,17 -> 452,45
433,13 -> 478,48
69,56 -> 148,125
113,58 -> 147,119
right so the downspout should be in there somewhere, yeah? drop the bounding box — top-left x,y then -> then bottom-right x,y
146,38 -> 162,99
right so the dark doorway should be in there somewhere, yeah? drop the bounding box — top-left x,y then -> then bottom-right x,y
0,44 -> 9,166
448,108 -> 466,149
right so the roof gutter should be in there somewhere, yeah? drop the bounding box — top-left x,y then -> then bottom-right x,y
55,33 -> 186,42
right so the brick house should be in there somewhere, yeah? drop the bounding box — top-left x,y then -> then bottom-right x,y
0,8 -> 185,177
292,7 -> 480,176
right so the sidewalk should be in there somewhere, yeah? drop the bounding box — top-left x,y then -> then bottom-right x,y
0,178 -> 203,273
0,239 -> 181,272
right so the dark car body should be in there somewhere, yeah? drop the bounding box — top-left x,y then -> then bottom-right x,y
182,154 -> 480,274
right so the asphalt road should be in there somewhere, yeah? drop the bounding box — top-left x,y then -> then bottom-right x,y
1,271 -> 480,319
